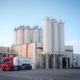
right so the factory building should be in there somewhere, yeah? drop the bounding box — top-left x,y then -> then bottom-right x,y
12,16 -> 74,69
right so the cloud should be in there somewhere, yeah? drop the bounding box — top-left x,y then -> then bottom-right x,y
65,40 -> 80,54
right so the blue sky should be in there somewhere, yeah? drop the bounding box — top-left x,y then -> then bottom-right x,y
0,0 -> 80,53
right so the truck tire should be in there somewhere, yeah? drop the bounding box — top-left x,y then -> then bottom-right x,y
30,66 -> 32,70
10,67 -> 13,71
17,66 -> 20,71
26,67 -> 28,70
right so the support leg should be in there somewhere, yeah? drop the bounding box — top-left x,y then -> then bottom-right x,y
54,54 -> 55,69
66,57 -> 68,69
46,53 -> 49,69
40,54 -> 42,69
60,54 -> 62,69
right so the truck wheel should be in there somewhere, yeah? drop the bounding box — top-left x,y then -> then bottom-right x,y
26,67 -> 28,70
10,67 -> 13,71
30,66 -> 32,70
17,66 -> 20,71
28,66 -> 30,70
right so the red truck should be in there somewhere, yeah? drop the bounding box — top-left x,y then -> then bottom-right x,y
0,56 -> 32,71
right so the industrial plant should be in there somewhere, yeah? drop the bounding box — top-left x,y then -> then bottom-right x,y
12,16 -> 73,69
0,16 -> 79,69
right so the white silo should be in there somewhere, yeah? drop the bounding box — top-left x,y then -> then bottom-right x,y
16,28 -> 19,45
18,26 -> 24,45
58,20 -> 65,53
24,26 -> 31,43
43,16 -> 52,52
39,28 -> 43,43
14,28 -> 17,45
51,18 -> 59,52
32,26 -> 39,43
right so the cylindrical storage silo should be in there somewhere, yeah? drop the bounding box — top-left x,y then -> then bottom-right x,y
51,18 -> 59,52
18,26 -> 24,45
24,26 -> 31,43
32,26 -> 39,43
16,28 -> 19,45
14,28 -> 17,45
43,16 -> 52,52
58,20 -> 65,53
39,29 -> 43,43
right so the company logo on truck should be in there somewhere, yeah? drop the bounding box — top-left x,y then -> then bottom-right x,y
23,60 -> 30,62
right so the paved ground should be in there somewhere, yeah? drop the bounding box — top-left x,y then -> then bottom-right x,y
0,69 -> 80,80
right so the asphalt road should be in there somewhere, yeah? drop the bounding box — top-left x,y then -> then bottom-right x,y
0,69 -> 80,80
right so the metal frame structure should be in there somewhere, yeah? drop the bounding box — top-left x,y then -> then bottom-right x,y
40,52 -> 69,69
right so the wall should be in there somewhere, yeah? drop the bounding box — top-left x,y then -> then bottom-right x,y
28,43 -> 43,69
36,43 -> 43,68
28,43 -> 36,69
64,46 -> 73,68
0,47 -> 9,53
73,54 -> 80,67
12,44 -> 26,57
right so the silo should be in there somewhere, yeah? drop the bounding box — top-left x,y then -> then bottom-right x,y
39,28 -> 43,43
32,26 -> 39,43
43,16 -> 52,52
15,28 -> 19,45
24,26 -> 31,43
51,18 -> 59,52
18,26 -> 24,45
58,20 -> 65,53
14,28 -> 17,45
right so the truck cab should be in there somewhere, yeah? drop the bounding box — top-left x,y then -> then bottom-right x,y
1,57 -> 13,71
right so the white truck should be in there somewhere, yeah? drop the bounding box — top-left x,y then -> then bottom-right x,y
1,56 -> 32,71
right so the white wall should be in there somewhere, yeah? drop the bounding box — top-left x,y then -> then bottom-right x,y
65,46 -> 73,51
28,43 -> 36,69
65,46 -> 73,68
73,54 -> 80,67
36,43 -> 43,68
13,44 -> 26,57
28,43 -> 43,69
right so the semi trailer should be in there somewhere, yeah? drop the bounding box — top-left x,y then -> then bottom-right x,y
0,56 -> 32,71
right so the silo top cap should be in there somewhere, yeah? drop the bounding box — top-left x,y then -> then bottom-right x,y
17,27 -> 19,29
14,28 -> 16,31
58,20 -> 62,23
51,18 -> 55,21
45,16 -> 49,20
26,26 -> 30,29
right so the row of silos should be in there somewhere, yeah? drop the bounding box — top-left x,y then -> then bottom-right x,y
32,26 -> 43,43
43,16 -> 65,53
14,26 -> 43,45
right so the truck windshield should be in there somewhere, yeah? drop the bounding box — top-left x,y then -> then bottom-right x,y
1,60 -> 11,63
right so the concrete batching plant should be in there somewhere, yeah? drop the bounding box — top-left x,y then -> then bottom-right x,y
13,16 -> 73,69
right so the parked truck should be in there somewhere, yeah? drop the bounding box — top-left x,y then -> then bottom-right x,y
0,56 -> 32,71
